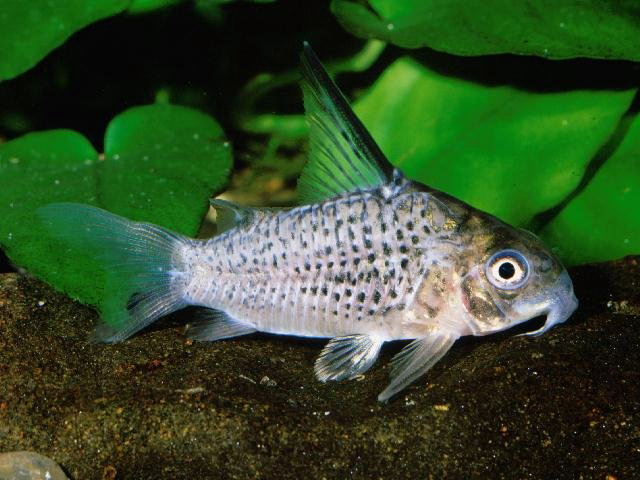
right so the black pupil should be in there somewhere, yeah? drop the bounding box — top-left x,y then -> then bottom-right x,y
498,261 -> 516,279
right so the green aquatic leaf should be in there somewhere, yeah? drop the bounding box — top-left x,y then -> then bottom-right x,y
0,0 -> 129,81
352,57 -> 637,260
127,0 -> 183,14
540,116 -> 640,265
102,104 -> 232,232
0,0 -> 249,81
0,104 -> 232,305
332,0 -> 640,61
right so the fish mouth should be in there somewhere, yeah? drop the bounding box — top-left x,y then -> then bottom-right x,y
519,270 -> 579,337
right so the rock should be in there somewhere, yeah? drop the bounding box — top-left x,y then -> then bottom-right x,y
0,258 -> 639,479
0,451 -> 69,480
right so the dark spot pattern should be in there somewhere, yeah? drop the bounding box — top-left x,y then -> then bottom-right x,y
188,188 -> 450,337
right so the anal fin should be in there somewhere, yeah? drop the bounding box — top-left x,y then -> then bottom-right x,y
186,309 -> 257,342
378,331 -> 458,403
315,334 -> 383,382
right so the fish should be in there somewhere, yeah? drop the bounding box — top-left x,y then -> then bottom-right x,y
38,43 -> 579,402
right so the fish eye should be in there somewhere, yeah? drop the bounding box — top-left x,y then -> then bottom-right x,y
485,249 -> 530,290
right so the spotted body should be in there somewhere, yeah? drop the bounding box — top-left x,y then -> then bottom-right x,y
186,181 -> 460,340
39,44 -> 578,402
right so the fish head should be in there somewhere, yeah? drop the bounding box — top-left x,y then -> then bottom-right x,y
459,223 -> 578,337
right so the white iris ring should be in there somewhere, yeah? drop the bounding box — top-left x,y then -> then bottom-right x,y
486,249 -> 530,290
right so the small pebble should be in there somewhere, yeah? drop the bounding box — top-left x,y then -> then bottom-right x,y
260,376 -> 277,387
0,451 -> 69,480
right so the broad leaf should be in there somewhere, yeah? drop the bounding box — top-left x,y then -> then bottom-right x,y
128,0 -> 183,14
0,0 -> 130,81
540,116 -> 640,265
332,0 -> 640,61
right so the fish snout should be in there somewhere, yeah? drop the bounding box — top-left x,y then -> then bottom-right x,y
520,270 -> 578,337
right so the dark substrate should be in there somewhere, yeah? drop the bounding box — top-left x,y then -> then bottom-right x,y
0,258 -> 638,479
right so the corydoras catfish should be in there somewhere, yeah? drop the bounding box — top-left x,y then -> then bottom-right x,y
39,43 -> 578,402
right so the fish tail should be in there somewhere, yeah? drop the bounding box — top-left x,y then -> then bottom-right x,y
38,203 -> 193,343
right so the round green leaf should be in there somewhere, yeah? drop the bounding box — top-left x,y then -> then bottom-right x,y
332,0 -> 640,61
0,130 -> 101,301
102,104 -> 232,234
0,130 -> 99,248
0,104 -> 232,305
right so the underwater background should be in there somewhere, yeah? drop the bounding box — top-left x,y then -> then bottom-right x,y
0,1 -> 639,478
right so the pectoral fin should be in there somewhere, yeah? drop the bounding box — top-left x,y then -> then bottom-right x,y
315,334 -> 383,382
378,332 -> 458,402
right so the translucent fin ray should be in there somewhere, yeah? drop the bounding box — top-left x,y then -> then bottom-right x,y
297,42 -> 392,204
315,334 -> 383,382
378,332 -> 458,402
186,308 -> 257,341
38,203 -> 191,343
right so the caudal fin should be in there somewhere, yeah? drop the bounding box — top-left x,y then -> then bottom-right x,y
38,203 -> 193,343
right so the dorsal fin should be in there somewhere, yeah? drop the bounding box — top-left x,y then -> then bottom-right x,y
297,42 -> 393,204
